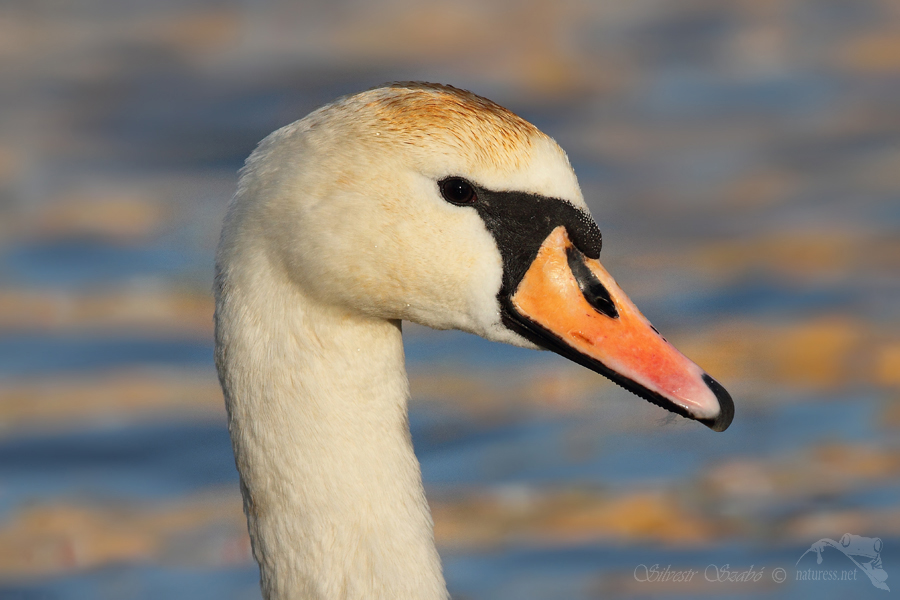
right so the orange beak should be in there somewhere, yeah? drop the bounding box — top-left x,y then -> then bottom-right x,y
502,226 -> 733,431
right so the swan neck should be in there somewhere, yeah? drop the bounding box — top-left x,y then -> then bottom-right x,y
215,255 -> 446,600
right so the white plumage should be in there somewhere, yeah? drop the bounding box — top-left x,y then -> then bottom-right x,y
214,83 -> 731,600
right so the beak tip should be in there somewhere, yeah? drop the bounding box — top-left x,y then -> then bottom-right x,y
699,373 -> 734,432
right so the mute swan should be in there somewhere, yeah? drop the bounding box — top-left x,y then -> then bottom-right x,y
214,82 -> 733,600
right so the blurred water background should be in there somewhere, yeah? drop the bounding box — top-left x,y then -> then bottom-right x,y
1,0 -> 898,598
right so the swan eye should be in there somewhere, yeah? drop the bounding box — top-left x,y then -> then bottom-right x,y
439,177 -> 477,205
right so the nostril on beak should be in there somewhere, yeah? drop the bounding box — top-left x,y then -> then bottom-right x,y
565,246 -> 618,319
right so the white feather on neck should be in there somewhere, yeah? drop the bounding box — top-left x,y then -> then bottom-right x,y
215,242 -> 447,599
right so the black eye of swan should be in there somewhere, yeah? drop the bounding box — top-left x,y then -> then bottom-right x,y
439,177 -> 477,205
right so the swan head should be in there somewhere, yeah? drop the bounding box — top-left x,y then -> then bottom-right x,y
225,82 -> 733,432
